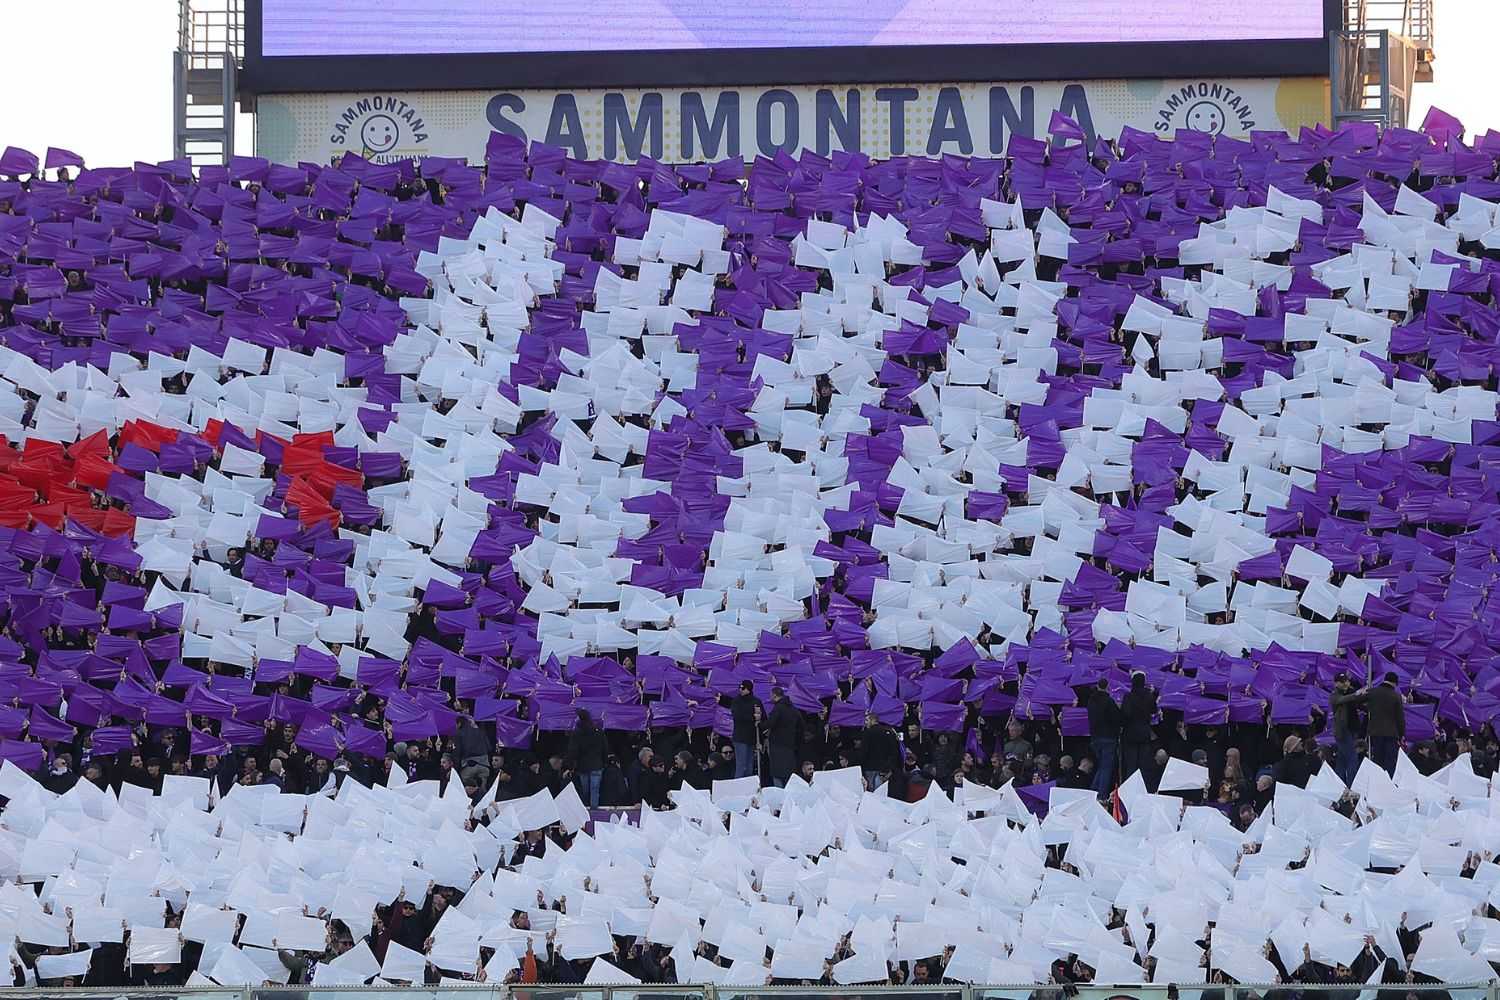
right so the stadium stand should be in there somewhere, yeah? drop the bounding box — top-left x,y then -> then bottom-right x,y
0,107 -> 1498,987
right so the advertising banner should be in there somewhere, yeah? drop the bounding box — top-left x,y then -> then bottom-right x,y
256,78 -> 1329,166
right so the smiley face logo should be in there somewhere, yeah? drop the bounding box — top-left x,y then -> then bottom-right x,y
360,114 -> 400,154
1184,100 -> 1225,135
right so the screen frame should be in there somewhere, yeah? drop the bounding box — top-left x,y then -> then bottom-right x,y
241,0 -> 1340,95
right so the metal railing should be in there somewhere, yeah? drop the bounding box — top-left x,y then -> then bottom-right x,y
1342,0 -> 1435,83
1330,27 -> 1419,129
1,984 -> 1494,1000
173,0 -> 244,165
180,0 -> 244,70
1358,0 -> 1433,53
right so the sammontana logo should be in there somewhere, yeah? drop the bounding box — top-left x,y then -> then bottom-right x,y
1153,81 -> 1258,136
329,96 -> 430,161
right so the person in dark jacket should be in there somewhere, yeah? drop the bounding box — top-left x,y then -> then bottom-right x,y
1272,734 -> 1314,788
1329,671 -> 1362,784
638,752 -> 670,809
708,744 -> 736,782
765,687 -> 802,788
669,750 -> 707,791
567,709 -> 607,807
624,746 -> 654,804
1119,671 -> 1157,781
42,753 -> 76,794
929,733 -> 959,789
729,681 -> 762,780
455,715 -> 492,785
1362,672 -> 1405,775
862,712 -> 902,790
1086,677 -> 1121,797
600,754 -> 631,806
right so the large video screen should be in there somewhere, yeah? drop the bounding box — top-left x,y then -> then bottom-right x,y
260,0 -> 1328,57
242,0 -> 1336,95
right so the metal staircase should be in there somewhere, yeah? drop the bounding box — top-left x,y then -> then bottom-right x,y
1331,0 -> 1435,129
173,0 -> 245,166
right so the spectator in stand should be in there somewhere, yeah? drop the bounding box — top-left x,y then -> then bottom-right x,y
766,686 -> 801,788
1329,671 -> 1363,785
1273,735 -> 1314,788
862,711 -> 901,791
624,746 -> 654,803
669,750 -> 706,791
1002,719 -> 1033,760
1120,671 -> 1157,781
42,753 -> 75,794
730,680 -> 762,780
640,752 -> 670,809
455,715 -> 493,788
1363,672 -> 1406,776
567,709 -> 607,808
1087,677 -> 1121,798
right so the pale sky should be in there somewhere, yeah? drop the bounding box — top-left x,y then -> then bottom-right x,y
0,0 -> 1492,167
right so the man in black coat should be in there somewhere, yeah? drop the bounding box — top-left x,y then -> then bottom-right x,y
1329,671 -> 1362,784
669,750 -> 707,791
1362,671 -> 1405,776
1086,677 -> 1121,798
1119,671 -> 1157,781
624,746 -> 653,805
455,715 -> 492,785
566,709 -> 608,808
861,712 -> 901,791
638,752 -> 670,809
765,686 -> 802,788
729,680 -> 762,780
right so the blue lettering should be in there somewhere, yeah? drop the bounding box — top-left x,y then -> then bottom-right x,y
815,88 -> 860,156
1057,85 -> 1097,146
875,88 -> 918,156
988,86 -> 1035,154
486,93 -> 528,143
756,89 -> 800,156
927,87 -> 973,156
604,92 -> 664,161
545,94 -> 588,160
681,91 -> 740,160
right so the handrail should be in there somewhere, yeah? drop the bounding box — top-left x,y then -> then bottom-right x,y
1349,0 -> 1434,49
179,0 -> 243,68
177,0 -> 192,53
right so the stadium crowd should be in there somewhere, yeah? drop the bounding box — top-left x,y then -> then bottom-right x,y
1,102 -> 1500,989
